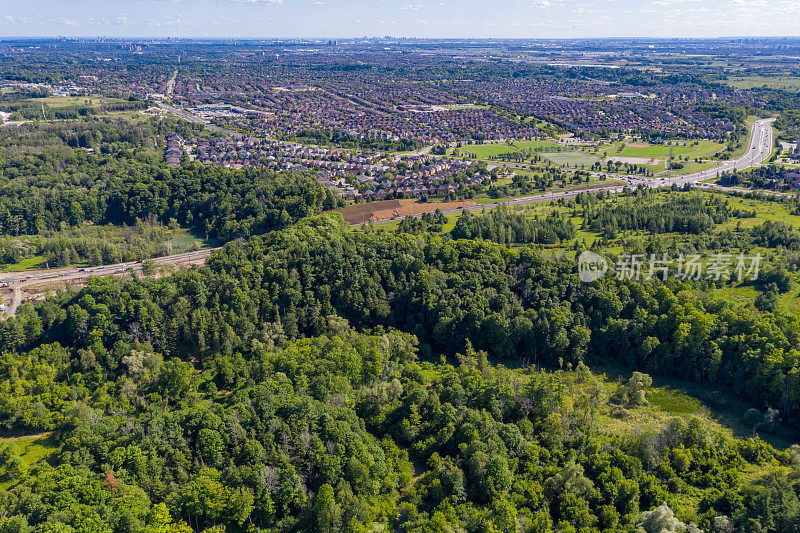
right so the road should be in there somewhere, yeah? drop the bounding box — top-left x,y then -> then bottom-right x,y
166,70 -> 178,98
2,249 -> 219,316
157,101 -> 231,136
0,119 -> 776,316
654,117 -> 775,187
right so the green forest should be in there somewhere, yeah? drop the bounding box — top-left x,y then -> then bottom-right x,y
0,119 -> 340,269
2,213 -> 800,532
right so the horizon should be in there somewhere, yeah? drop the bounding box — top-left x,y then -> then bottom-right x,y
3,0 -> 800,40
4,36 -> 800,41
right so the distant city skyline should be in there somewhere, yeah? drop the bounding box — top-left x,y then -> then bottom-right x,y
2,0 -> 800,39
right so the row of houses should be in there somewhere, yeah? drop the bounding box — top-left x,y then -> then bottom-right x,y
165,132 -> 183,167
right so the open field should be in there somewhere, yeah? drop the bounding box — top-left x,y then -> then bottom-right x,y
538,150 -> 599,166
457,143 -> 518,158
512,140 -> 561,150
0,433 -> 58,491
455,139 -> 559,158
27,95 -> 134,109
334,198 -> 475,224
620,139 -> 724,158
664,160 -> 718,175
726,75 -> 800,90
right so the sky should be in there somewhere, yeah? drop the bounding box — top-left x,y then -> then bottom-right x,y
2,0 -> 799,39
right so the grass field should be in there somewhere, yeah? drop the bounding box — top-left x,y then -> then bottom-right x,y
513,140 -> 560,150
538,150 -> 599,166
0,433 -> 58,490
457,143 -> 519,158
726,75 -> 800,91
560,360 -> 800,450
28,95 -> 132,109
170,230 -> 214,253
0,256 -> 48,272
456,140 -> 559,159
620,139 -> 724,158
665,160 -> 718,176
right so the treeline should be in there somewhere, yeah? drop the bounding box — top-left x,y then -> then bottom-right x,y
452,206 -> 576,245
0,217 -> 184,268
718,165 -> 794,189
1,98 -> 147,121
396,209 -> 446,234
776,109 -> 800,139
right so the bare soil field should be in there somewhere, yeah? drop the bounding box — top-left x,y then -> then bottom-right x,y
335,199 -> 476,224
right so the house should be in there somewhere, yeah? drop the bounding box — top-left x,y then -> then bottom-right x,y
786,171 -> 800,188
791,139 -> 800,160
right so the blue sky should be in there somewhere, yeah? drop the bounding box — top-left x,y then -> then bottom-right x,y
2,0 -> 799,39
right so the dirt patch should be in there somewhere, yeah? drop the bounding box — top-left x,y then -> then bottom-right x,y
627,142 -> 650,148
0,431 -> 53,443
335,199 -> 475,224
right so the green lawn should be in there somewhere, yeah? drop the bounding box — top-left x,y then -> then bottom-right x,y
0,256 -> 47,272
665,160 -> 718,176
538,150 -> 599,167
457,143 -> 519,158
620,140 -> 724,159
455,140 -> 559,159
170,229 -> 215,253
512,140 -> 560,151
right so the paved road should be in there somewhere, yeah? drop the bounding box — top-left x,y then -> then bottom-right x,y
166,70 -> 178,97
1,119 -> 776,315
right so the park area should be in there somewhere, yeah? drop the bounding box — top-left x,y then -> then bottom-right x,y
619,139 -> 724,158
456,140 -> 559,158
538,150 -> 599,166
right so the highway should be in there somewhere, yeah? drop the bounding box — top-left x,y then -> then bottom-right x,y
0,119 -> 776,316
